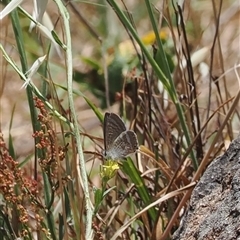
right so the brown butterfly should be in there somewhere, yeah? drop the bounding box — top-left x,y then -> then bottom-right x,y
103,112 -> 139,160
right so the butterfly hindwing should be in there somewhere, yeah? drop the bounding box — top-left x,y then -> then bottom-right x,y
105,130 -> 139,160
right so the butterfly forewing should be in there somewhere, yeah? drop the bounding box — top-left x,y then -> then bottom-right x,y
104,112 -> 126,152
105,130 -> 139,160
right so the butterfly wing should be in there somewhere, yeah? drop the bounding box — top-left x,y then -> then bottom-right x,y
106,130 -> 139,160
103,112 -> 126,153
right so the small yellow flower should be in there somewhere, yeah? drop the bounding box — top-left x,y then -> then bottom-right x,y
100,160 -> 120,180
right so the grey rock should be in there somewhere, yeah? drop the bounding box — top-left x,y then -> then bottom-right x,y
173,136 -> 240,240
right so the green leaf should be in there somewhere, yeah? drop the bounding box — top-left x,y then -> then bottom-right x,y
122,158 -> 157,221
94,188 -> 103,211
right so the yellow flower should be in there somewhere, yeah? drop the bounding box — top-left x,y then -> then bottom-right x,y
108,29 -> 170,60
100,160 -> 120,180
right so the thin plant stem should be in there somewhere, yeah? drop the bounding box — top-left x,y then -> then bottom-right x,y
52,0 -> 93,238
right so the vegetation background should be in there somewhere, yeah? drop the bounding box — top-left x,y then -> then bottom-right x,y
0,0 -> 239,239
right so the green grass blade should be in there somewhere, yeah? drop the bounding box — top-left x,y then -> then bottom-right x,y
122,158 -> 157,221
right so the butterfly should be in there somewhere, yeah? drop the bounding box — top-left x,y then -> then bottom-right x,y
103,112 -> 139,160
